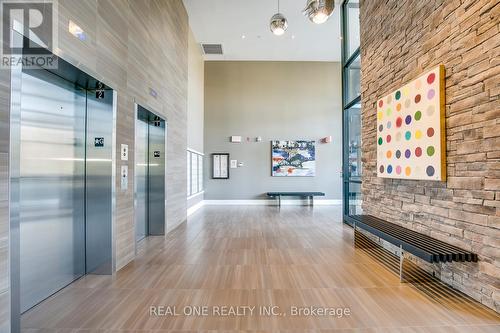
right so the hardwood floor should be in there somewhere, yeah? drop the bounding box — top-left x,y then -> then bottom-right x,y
21,206 -> 500,332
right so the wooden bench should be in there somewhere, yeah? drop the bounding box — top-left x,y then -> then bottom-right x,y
352,215 -> 477,281
267,192 -> 325,207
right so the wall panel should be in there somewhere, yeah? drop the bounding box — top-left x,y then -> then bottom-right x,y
0,0 -> 189,330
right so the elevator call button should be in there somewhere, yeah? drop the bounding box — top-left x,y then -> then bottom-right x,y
154,151 -> 161,158
121,144 -> 129,161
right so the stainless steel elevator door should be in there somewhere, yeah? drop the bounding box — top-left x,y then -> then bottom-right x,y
85,91 -> 113,274
135,117 -> 149,242
148,120 -> 165,235
19,70 -> 86,312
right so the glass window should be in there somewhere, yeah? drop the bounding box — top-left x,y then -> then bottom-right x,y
198,155 -> 203,191
191,153 -> 198,195
347,105 -> 362,181
187,151 -> 191,195
348,182 -> 363,216
187,150 -> 204,197
346,0 -> 360,59
342,0 -> 362,221
345,54 -> 361,104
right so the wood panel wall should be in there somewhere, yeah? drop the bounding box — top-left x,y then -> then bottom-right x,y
0,1 -> 189,331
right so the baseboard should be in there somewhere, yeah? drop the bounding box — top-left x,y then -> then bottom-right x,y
203,199 -> 342,206
187,200 -> 205,216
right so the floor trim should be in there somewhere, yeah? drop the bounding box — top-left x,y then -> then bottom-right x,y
203,199 -> 342,206
187,200 -> 205,216
188,199 -> 342,216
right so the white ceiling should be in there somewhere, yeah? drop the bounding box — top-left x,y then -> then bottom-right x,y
183,0 -> 342,62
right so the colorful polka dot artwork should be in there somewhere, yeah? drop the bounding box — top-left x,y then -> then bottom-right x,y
377,65 -> 445,181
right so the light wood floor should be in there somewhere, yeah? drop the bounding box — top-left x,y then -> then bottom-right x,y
22,206 -> 500,332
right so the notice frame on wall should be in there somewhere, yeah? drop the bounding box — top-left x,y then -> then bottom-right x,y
212,153 -> 229,179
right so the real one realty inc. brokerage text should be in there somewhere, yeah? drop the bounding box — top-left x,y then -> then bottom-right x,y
150,305 -> 352,318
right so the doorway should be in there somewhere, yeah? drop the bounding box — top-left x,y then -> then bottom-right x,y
10,52 -> 115,315
341,0 -> 362,225
135,105 -> 166,242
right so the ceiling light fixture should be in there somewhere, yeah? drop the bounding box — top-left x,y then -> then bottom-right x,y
303,0 -> 335,24
270,0 -> 288,36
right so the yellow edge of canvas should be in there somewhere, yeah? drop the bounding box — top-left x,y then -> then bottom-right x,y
438,64 -> 446,182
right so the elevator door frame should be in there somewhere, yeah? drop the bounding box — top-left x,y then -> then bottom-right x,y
9,35 -> 118,330
134,103 -> 167,247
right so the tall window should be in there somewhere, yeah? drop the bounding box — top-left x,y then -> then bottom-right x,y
342,0 -> 362,223
187,149 -> 204,197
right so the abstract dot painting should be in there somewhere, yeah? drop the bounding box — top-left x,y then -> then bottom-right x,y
377,65 -> 446,181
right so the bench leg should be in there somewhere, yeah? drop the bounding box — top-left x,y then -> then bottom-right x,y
278,195 -> 281,208
399,245 -> 404,282
310,196 -> 313,206
353,221 -> 357,247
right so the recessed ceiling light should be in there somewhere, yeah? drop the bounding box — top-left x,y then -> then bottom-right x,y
292,35 -> 296,39
241,35 -> 246,39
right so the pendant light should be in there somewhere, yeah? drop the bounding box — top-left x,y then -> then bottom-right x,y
270,0 -> 288,36
303,0 -> 335,24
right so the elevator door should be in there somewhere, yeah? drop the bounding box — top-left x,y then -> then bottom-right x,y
135,116 -> 149,241
85,90 -> 113,274
135,107 -> 165,242
18,70 -> 86,312
148,118 -> 165,235
16,68 -> 114,313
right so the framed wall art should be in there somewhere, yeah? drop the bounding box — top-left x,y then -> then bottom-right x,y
272,140 -> 316,177
377,65 -> 446,181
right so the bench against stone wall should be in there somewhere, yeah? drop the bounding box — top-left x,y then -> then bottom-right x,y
359,0 -> 499,312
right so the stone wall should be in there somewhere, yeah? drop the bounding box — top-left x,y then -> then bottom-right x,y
359,0 -> 499,311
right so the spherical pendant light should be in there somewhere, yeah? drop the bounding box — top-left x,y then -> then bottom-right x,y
270,13 -> 288,36
270,0 -> 288,36
303,0 -> 335,24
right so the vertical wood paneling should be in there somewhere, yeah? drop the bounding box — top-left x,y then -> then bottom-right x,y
0,1 -> 189,330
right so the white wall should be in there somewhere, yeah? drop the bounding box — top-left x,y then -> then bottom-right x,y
187,28 -> 205,209
187,29 -> 205,153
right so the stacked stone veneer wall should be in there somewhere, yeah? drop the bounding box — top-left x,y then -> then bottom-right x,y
359,0 -> 499,311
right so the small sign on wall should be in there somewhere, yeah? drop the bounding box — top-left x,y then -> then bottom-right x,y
94,137 -> 104,147
212,153 -> 229,179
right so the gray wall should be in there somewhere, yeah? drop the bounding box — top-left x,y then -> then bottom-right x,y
204,61 -> 342,200
0,1 -> 189,331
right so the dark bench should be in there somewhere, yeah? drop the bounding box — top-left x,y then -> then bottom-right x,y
267,192 -> 325,207
352,215 -> 477,281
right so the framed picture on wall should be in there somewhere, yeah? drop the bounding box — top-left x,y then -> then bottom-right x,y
271,140 -> 316,177
376,65 -> 446,181
212,153 -> 229,179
